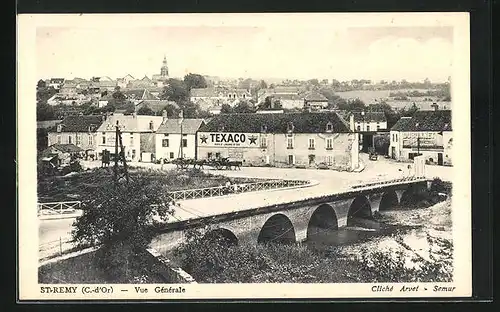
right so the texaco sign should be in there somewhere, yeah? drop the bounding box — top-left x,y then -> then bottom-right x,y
198,132 -> 259,147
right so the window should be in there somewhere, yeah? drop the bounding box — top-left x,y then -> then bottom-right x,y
88,135 -> 93,146
287,137 -> 294,149
367,125 -> 370,132
395,134 -> 398,142
357,125 -> 361,131
326,156 -> 333,165
57,135 -> 61,144
308,138 -> 316,149
169,152 -> 174,159
68,136 -> 72,144
260,136 -> 267,148
326,138 -> 333,150
149,121 -> 154,130
76,134 -> 81,145
207,152 -> 213,159
182,139 -> 188,148
326,122 -> 333,132
162,139 -> 169,147
377,125 -> 380,131
102,136 -> 106,144
130,134 -> 134,146
215,152 -> 221,158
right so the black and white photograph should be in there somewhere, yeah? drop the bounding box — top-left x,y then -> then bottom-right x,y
18,13 -> 471,300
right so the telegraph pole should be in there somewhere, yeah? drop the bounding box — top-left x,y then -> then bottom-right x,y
113,120 -> 130,185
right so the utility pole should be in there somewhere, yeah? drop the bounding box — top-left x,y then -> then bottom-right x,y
113,120 -> 130,185
417,136 -> 421,156
177,110 -> 184,159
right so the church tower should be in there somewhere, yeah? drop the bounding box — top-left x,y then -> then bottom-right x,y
160,55 -> 169,77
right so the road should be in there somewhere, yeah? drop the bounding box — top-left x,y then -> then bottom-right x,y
38,154 -> 453,259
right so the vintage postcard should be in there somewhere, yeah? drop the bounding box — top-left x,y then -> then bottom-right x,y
18,12 -> 471,300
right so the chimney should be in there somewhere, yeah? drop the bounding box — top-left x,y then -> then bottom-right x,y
162,110 -> 168,122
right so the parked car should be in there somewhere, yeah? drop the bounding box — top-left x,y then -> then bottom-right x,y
316,162 -> 329,170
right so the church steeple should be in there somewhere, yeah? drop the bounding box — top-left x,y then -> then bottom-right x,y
161,54 -> 169,77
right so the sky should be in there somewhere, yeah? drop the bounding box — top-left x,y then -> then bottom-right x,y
36,23 -> 454,83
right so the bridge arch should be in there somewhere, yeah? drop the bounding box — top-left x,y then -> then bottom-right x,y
379,190 -> 400,211
347,195 -> 372,226
202,227 -> 238,247
257,213 -> 296,245
307,204 -> 338,240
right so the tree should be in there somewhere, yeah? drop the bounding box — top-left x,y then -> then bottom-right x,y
112,89 -> 126,100
72,173 -> 175,280
137,106 -> 155,116
161,78 -> 189,102
339,98 -> 366,112
37,79 -> 46,89
179,101 -> 201,118
308,79 -> 320,88
400,102 -> 419,117
233,100 -> 255,113
36,103 -> 57,121
36,86 -> 58,105
220,104 -> 232,114
258,80 -> 268,90
368,101 -> 400,128
184,73 -> 208,91
162,103 -> 181,119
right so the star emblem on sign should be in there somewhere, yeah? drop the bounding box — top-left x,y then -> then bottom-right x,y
200,135 -> 208,144
249,135 -> 257,144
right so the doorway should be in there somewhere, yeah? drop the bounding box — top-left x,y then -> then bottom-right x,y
391,147 -> 396,159
288,155 -> 294,165
437,153 -> 443,165
308,154 -> 316,165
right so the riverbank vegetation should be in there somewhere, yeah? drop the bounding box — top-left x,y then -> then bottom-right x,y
172,227 -> 453,283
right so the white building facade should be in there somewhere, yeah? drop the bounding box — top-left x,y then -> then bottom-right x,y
155,113 -> 205,161
95,113 -> 163,162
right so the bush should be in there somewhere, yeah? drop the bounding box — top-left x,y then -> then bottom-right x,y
174,228 -> 454,283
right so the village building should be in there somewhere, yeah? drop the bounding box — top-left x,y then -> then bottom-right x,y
40,143 -> 85,169
122,89 -> 159,105
196,112 -> 359,171
303,91 -> 329,110
155,111 -> 205,161
47,78 -> 65,90
347,111 -> 389,153
151,55 -> 170,83
95,113 -> 164,162
190,87 -> 252,110
47,115 -> 105,159
257,86 -> 304,108
135,100 -> 178,114
37,120 -> 62,152
389,109 -> 452,166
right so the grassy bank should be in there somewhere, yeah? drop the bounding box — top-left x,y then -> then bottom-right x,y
39,247 -> 165,284
37,167 -> 264,202
171,235 -> 452,283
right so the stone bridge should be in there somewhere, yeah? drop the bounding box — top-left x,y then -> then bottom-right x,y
150,179 -> 432,254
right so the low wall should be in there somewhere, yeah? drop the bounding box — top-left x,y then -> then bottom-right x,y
144,248 -> 197,284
